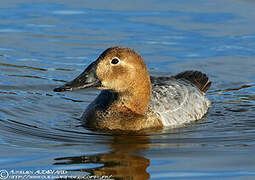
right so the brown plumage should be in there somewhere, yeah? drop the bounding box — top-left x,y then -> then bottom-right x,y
174,70 -> 211,93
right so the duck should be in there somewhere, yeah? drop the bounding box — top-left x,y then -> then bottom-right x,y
54,47 -> 211,131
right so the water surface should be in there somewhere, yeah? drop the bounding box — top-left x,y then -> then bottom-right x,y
0,0 -> 255,179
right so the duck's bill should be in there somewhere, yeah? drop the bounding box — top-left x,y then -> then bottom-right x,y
53,61 -> 101,92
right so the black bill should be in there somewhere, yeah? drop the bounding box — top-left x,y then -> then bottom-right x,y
54,61 -> 101,92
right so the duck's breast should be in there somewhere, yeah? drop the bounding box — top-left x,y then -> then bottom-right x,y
149,78 -> 210,127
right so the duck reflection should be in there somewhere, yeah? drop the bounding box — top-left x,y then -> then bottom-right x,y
54,134 -> 151,180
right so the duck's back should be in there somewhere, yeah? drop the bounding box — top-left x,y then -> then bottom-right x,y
149,71 -> 211,127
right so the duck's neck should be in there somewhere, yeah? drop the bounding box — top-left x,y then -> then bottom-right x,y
117,80 -> 152,115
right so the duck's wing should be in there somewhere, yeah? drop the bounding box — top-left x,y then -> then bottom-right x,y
150,70 -> 211,93
174,70 -> 211,93
149,71 -> 211,127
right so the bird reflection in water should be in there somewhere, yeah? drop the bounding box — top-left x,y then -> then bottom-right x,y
54,134 -> 152,180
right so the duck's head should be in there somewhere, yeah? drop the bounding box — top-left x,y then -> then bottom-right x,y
54,47 -> 151,113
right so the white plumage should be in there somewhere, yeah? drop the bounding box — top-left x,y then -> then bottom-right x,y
149,77 -> 210,127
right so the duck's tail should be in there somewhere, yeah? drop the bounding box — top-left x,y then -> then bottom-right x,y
174,70 -> 211,93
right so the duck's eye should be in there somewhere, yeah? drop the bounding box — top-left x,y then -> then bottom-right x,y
111,58 -> 120,65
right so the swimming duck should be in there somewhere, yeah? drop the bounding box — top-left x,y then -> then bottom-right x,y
54,47 -> 211,131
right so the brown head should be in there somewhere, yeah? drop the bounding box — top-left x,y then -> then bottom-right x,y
54,47 -> 152,114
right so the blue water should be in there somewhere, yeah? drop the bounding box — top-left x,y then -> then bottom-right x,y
0,0 -> 255,179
